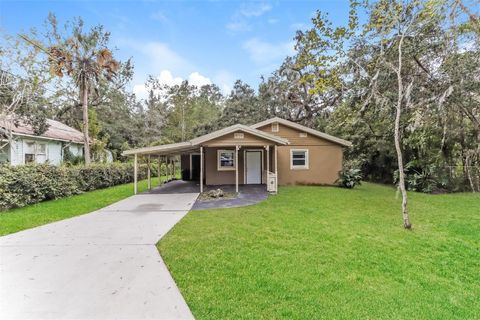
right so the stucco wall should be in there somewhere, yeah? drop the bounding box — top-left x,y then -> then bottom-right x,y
203,147 -> 269,185
276,145 -> 342,185
257,123 -> 344,185
203,131 -> 278,147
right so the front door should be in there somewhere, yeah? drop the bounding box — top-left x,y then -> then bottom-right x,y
246,151 -> 262,184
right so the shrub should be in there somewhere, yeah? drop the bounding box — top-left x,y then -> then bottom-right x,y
0,162 -> 160,211
336,168 -> 362,189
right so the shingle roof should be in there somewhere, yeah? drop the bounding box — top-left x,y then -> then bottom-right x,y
2,118 -> 85,144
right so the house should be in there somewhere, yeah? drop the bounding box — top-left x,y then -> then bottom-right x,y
123,117 -> 352,194
0,118 -> 85,165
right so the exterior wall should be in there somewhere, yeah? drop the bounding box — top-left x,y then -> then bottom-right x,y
257,123 -> 344,185
10,139 -> 23,165
2,136 -> 84,166
256,123 -> 336,146
203,131 -> 276,147
47,141 -> 63,165
276,145 -> 342,185
204,146 -> 268,185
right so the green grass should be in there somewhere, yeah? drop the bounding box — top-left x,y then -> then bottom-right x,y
158,183 -> 480,319
0,177 -> 165,236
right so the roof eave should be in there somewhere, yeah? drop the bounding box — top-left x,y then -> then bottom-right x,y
10,132 -> 85,144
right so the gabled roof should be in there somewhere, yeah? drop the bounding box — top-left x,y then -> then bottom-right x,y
1,118 -> 85,144
122,123 -> 288,156
190,124 -> 289,145
251,117 -> 352,147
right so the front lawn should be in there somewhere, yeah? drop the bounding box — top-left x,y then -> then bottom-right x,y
158,183 -> 480,319
0,177 -> 162,236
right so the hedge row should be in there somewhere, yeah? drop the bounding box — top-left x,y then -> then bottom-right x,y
0,163 -> 163,211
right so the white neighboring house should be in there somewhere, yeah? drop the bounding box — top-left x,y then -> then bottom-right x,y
0,119 -> 85,166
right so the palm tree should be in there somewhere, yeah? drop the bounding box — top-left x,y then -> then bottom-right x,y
46,22 -> 119,164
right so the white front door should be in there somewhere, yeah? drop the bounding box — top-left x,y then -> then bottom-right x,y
246,151 -> 262,184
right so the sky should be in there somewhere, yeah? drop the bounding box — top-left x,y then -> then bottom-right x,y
0,0 -> 353,99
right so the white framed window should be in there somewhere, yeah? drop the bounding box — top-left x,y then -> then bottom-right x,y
24,141 -> 47,164
271,122 -> 279,132
290,149 -> 309,170
299,132 -> 308,138
217,149 -> 235,171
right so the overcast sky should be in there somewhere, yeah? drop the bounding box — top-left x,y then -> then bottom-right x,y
1,0 -> 353,99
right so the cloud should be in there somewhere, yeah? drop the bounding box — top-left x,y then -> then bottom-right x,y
267,18 -> 278,24
239,2 -> 272,17
133,70 -> 212,100
117,39 -> 195,80
242,38 -> 296,66
117,39 -> 233,100
213,70 -> 236,94
138,41 -> 195,74
188,72 -> 212,87
226,21 -> 252,32
226,2 -> 273,33
290,22 -> 308,31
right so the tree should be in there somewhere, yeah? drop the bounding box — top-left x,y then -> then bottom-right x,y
214,80 -> 267,128
293,0 -> 474,228
23,14 -> 120,164
0,35 -> 49,149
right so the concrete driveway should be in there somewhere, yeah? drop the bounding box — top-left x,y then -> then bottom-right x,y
0,192 -> 199,320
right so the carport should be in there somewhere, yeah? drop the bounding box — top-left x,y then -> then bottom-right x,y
122,142 -> 201,194
122,124 -> 288,195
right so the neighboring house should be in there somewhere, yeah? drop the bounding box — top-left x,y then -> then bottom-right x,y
123,117 -> 352,193
0,119 -> 84,165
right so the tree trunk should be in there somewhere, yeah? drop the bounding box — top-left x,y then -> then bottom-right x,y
394,33 -> 412,229
394,97 -> 412,229
82,84 -> 91,165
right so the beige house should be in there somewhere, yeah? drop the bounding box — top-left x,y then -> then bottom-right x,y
123,117 -> 351,194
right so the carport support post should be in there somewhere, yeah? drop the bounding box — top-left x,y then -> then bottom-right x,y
173,157 -> 176,179
158,156 -> 162,185
134,154 -> 138,195
265,145 -> 270,173
274,145 -> 278,175
235,145 -> 239,193
147,155 -> 151,190
166,157 -> 170,181
200,147 -> 204,193
274,145 -> 278,192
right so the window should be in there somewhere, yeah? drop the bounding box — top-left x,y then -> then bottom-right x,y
271,122 -> 279,132
25,153 -> 36,163
25,142 -> 36,163
24,141 -> 47,164
290,149 -> 309,169
299,132 -> 308,138
217,149 -> 235,171
36,143 -> 47,163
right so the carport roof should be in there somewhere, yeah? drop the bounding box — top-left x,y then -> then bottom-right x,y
122,124 -> 288,156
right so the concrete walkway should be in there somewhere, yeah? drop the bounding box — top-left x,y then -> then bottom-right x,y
0,193 -> 199,320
